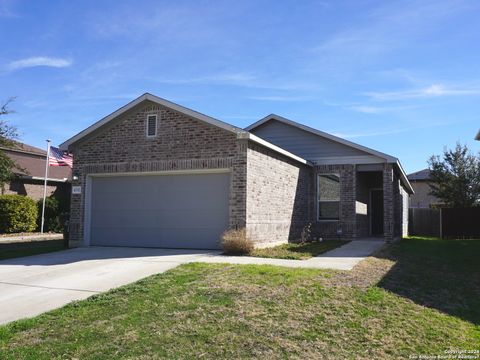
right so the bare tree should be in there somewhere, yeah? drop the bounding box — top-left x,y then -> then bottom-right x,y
0,97 -> 19,192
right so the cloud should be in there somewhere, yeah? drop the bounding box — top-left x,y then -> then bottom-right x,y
157,73 -> 256,86
332,121 -> 451,139
307,0 -> 478,74
364,84 -> 480,101
349,104 -> 420,114
0,0 -> 18,17
247,95 -> 312,102
155,73 -> 317,92
331,128 -> 411,139
7,57 -> 73,71
349,106 -> 385,114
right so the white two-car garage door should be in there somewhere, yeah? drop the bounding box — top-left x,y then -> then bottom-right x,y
88,172 -> 230,249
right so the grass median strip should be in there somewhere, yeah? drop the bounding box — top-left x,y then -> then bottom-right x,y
0,240 -> 65,261
250,240 -> 348,260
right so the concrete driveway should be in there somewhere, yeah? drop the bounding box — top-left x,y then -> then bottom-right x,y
0,247 -> 217,325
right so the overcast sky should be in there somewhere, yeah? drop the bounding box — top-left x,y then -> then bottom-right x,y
1,0 -> 479,172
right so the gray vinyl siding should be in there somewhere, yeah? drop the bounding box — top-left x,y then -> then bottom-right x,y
251,120 -> 371,160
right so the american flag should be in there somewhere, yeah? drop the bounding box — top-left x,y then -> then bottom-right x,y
49,146 -> 73,167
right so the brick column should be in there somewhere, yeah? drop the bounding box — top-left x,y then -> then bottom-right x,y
341,164 -> 357,239
383,164 -> 394,241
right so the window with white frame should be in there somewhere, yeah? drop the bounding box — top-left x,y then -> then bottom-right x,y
317,174 -> 340,220
146,114 -> 157,137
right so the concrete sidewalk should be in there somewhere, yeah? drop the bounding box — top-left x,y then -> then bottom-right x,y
196,240 -> 385,271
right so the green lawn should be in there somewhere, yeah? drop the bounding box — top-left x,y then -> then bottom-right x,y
251,240 -> 348,259
0,237 -> 479,359
0,240 -> 65,261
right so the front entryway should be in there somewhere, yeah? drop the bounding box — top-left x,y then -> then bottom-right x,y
370,189 -> 384,236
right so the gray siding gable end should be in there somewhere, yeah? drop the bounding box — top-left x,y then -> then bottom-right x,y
249,118 -> 378,161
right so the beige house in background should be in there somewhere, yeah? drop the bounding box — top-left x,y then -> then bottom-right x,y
0,142 -> 71,200
407,169 -> 441,208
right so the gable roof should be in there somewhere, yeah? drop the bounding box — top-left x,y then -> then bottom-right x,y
0,141 -> 45,156
408,169 -> 430,181
246,114 -> 398,162
60,93 -> 247,151
59,93 -> 309,166
246,114 -> 413,193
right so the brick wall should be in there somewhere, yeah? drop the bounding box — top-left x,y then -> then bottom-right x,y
69,100 -> 246,247
3,179 -> 68,201
383,164 -> 395,241
246,142 -> 312,246
313,164 -> 357,240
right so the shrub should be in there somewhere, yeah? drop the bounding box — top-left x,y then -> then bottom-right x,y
37,194 -> 70,233
0,194 -> 38,233
221,228 -> 254,255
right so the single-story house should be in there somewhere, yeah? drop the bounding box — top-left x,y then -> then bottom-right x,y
0,142 -> 71,200
60,93 -> 413,249
407,169 -> 441,208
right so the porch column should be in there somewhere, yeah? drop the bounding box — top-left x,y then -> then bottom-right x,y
383,164 -> 394,241
341,164 -> 357,239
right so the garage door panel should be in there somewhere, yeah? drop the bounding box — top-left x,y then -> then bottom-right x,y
92,188 -> 226,212
89,172 -> 230,249
91,208 -> 228,228
91,227 -> 223,249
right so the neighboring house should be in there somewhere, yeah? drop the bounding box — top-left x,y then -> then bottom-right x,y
407,169 -> 440,208
60,93 -> 413,249
0,142 -> 71,200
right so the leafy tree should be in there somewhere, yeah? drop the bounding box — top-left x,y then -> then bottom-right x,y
0,98 -> 19,192
428,143 -> 480,207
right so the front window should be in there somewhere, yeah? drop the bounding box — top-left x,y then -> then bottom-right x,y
317,174 -> 340,220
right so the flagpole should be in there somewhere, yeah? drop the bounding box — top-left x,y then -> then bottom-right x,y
41,139 -> 51,234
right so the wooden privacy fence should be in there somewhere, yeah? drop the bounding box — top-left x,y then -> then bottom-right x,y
409,208 -> 440,237
441,207 -> 480,238
409,207 -> 480,238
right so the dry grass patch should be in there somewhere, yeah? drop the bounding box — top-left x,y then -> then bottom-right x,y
251,240 -> 348,260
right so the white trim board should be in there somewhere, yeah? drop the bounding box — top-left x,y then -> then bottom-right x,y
312,155 -> 385,165
18,175 -> 69,183
240,132 -> 311,166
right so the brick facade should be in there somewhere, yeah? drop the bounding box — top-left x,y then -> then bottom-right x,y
313,164 -> 357,240
246,142 -> 311,246
69,100 -> 246,247
67,98 -> 409,247
383,164 -> 395,241
4,180 -> 57,200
